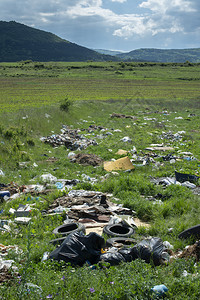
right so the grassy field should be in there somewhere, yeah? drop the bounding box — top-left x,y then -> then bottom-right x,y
0,61 -> 200,111
0,62 -> 200,299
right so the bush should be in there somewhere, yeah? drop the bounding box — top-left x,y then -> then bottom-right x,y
59,97 -> 73,112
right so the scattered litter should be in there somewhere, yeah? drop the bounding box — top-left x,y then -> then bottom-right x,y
150,176 -> 199,193
110,113 -> 136,120
175,116 -> 183,120
68,152 -> 76,159
41,252 -> 50,262
104,156 -> 135,172
0,266 -> 16,284
41,126 -> 97,150
179,240 -> 200,261
145,146 -> 174,151
181,181 -> 196,189
120,136 -> 132,143
0,170 -> 5,176
55,182 -> 64,190
49,232 -> 168,267
163,241 -> 174,250
47,190 -> 135,228
14,217 -> 32,224
14,204 -> 31,217
23,184 -> 46,193
20,283 -> 42,297
40,173 -> 57,183
113,129 -> 122,133
100,237 -> 169,266
49,232 -> 105,266
175,170 -> 199,184
151,284 -> 168,297
70,153 -> 103,166
116,149 -> 128,155
0,191 -> 10,201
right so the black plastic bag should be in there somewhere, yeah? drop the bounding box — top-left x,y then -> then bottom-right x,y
100,251 -> 126,266
131,237 -> 166,266
49,232 -> 105,266
100,238 -> 166,266
100,247 -> 134,265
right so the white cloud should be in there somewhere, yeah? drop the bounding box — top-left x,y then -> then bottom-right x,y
139,0 -> 196,13
111,0 -> 127,3
0,0 -> 199,50
65,0 -> 193,40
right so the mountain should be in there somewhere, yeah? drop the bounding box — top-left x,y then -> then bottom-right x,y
1,21 -> 199,63
0,21 -> 117,62
94,49 -> 123,56
117,48 -> 200,63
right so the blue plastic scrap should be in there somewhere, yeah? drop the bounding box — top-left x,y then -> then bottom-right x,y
151,284 -> 168,296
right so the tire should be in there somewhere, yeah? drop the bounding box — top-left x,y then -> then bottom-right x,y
52,223 -> 86,236
106,237 -> 136,247
103,224 -> 135,238
178,224 -> 200,239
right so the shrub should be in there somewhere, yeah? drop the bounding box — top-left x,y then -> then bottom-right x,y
59,97 -> 73,112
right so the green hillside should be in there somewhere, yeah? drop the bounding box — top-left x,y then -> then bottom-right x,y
0,21 -> 117,62
117,48 -> 200,63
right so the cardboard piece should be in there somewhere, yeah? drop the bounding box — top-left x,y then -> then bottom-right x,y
104,156 -> 135,172
145,146 -> 174,151
116,149 -> 128,155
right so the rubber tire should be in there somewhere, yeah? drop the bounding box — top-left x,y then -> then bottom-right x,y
103,224 -> 134,238
178,224 -> 200,239
106,237 -> 136,247
52,223 -> 86,236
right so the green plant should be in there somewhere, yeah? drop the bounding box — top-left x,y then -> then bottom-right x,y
59,96 -> 73,112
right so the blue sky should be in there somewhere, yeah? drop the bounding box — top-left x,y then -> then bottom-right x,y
0,0 -> 199,51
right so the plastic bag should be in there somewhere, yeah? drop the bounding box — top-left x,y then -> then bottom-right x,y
100,251 -> 126,266
49,232 -> 105,266
131,237 -> 166,266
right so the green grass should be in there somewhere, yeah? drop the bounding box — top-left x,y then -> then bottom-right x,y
0,61 -> 200,111
0,62 -> 200,299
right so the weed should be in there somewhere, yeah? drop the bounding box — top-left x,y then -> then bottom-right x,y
59,96 -> 73,112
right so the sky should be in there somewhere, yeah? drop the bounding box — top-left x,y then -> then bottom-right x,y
0,0 -> 199,52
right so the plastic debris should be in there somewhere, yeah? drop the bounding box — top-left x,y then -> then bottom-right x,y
0,191 -> 10,199
40,173 -> 57,183
49,232 -> 105,266
14,204 -> 31,217
145,146 -> 174,151
14,217 -> 32,224
0,169 -> 5,176
151,284 -> 168,296
41,126 -> 97,150
120,136 -> 132,143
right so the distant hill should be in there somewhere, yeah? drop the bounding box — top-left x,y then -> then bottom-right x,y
0,21 -> 117,62
94,49 -> 123,56
117,48 -> 200,63
1,21 -> 199,63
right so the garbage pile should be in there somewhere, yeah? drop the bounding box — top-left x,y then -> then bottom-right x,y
49,232 -> 170,267
158,130 -> 186,141
178,240 -> 200,261
70,153 -> 103,166
110,113 -> 137,120
150,171 -> 200,194
40,126 -> 97,150
46,190 -> 134,223
0,244 -> 20,284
